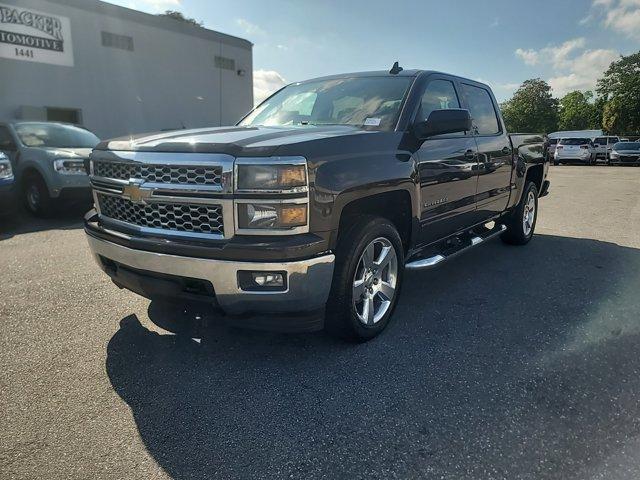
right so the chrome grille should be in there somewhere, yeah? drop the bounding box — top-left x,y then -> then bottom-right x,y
93,161 -> 222,186
97,193 -> 224,236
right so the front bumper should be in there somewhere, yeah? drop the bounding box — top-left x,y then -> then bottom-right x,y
48,172 -> 90,199
86,232 -> 335,318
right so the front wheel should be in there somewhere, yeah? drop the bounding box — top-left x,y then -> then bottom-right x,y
326,216 -> 404,341
23,173 -> 54,217
501,181 -> 538,245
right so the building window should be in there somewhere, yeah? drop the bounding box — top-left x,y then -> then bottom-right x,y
214,56 -> 235,70
46,107 -> 82,124
101,31 -> 134,51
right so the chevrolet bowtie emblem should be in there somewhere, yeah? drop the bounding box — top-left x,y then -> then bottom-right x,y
122,183 -> 152,204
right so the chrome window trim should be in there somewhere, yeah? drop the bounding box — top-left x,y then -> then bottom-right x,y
234,196 -> 309,236
234,156 -> 308,194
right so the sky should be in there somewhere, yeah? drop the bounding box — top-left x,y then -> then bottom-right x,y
106,0 -> 640,103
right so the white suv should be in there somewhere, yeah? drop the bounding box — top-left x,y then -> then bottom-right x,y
554,138 -> 595,165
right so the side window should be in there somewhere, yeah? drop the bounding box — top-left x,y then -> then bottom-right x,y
418,79 -> 460,122
461,84 -> 501,135
0,127 -> 17,150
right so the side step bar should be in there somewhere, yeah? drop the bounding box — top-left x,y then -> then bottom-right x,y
405,224 -> 507,270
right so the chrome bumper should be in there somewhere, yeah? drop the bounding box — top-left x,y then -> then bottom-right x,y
86,234 -> 335,315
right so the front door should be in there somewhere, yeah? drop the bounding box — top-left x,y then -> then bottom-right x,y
416,78 -> 479,244
460,83 -> 512,220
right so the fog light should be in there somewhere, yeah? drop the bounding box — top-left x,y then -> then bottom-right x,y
238,271 -> 287,291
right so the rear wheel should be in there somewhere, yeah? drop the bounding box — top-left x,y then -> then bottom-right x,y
23,172 -> 54,217
326,216 -> 404,341
501,181 -> 538,245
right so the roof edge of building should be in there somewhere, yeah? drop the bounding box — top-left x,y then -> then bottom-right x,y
43,0 -> 253,49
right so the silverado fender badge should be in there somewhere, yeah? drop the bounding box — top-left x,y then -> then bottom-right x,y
424,197 -> 448,208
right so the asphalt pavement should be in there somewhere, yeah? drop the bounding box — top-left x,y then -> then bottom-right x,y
1,166 -> 640,479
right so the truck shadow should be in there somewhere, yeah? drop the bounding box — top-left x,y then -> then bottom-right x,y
0,203 -> 87,240
105,234 -> 640,479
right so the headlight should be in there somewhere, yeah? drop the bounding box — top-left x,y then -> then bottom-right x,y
0,158 -> 13,180
237,202 -> 307,230
236,162 -> 306,192
610,151 -> 619,158
54,158 -> 86,175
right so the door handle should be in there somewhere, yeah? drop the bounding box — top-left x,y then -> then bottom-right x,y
501,146 -> 511,155
464,149 -> 476,160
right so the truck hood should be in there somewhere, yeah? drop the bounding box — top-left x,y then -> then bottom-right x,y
95,125 -> 375,156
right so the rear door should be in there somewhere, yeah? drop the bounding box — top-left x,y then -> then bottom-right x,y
415,76 -> 479,244
460,83 -> 512,220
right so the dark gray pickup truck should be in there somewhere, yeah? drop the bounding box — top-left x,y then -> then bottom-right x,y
85,66 -> 549,340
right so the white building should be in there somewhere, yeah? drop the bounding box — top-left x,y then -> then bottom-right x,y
0,0 -> 253,139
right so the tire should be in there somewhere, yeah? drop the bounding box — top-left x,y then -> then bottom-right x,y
501,181 -> 538,246
325,216 -> 404,341
23,172 -> 54,217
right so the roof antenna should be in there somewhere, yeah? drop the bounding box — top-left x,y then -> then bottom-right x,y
389,61 -> 403,75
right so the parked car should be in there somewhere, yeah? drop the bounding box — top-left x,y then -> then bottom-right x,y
609,141 -> 640,166
0,121 -> 99,216
593,136 -> 620,163
84,67 -> 548,341
554,138 -> 595,165
0,151 -> 16,216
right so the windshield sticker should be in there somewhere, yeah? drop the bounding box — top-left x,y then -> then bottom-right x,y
364,117 -> 381,126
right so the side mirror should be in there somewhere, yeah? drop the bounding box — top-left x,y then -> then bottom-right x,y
413,109 -> 472,139
593,143 -> 600,148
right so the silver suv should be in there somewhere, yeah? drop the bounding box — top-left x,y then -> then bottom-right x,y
0,122 -> 99,216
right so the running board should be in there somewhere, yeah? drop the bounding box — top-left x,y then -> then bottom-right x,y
405,224 -> 507,270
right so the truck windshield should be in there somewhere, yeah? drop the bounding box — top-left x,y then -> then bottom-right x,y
239,76 -> 413,131
14,123 -> 99,148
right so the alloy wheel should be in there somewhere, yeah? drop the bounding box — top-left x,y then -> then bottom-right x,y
522,190 -> 536,236
352,237 -> 398,325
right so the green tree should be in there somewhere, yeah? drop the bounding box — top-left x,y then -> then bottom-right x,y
501,79 -> 558,134
158,10 -> 203,27
558,90 -> 597,130
596,51 -> 640,134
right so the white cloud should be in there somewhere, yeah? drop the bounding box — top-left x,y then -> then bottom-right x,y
253,70 -> 287,105
548,48 -> 620,95
515,48 -> 540,65
590,0 -> 640,39
235,18 -> 266,36
516,38 -> 587,68
514,38 -> 620,96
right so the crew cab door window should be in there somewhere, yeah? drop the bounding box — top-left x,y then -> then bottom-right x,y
461,84 -> 500,135
417,79 -> 461,123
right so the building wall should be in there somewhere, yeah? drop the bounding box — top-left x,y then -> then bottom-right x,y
0,0 -> 253,139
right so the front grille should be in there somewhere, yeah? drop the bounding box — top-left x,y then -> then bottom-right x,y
97,193 -> 224,236
620,155 -> 639,162
93,161 -> 222,186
